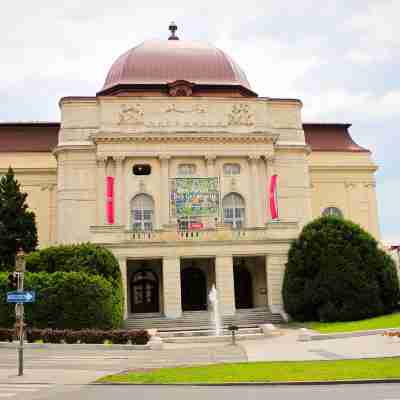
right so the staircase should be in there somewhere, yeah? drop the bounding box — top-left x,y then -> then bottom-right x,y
125,307 -> 283,331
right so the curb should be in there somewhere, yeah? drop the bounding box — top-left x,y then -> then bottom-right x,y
91,378 -> 400,386
300,327 -> 400,341
0,342 -> 151,350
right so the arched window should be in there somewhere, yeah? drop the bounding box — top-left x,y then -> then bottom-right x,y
322,207 -> 343,218
131,194 -> 154,231
222,193 -> 245,229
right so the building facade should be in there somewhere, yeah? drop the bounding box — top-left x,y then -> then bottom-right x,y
0,33 -> 380,323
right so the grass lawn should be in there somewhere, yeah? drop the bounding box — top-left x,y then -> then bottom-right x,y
97,357 -> 400,384
305,312 -> 400,333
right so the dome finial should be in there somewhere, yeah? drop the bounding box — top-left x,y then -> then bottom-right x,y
168,21 -> 179,40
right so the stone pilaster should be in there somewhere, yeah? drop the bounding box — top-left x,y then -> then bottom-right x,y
96,156 -> 107,225
162,257 -> 182,318
159,155 -> 171,228
114,156 -> 125,226
118,257 -> 128,319
266,254 -> 287,314
249,155 -> 262,227
215,255 -> 235,316
205,154 -> 216,177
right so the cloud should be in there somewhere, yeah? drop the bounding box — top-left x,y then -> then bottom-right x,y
0,1 -> 398,243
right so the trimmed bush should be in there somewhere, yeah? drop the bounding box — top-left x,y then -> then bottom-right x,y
0,271 -> 115,329
0,243 -> 124,328
25,243 -> 120,282
0,328 -> 13,342
24,328 -> 149,344
283,216 -> 400,322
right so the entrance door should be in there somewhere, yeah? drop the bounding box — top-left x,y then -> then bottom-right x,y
181,267 -> 207,311
131,270 -> 159,313
234,263 -> 253,309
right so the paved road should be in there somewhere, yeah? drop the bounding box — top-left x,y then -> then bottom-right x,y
0,344 -> 246,384
13,382 -> 400,400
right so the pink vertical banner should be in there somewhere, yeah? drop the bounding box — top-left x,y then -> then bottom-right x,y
269,174 -> 279,220
106,176 -> 115,224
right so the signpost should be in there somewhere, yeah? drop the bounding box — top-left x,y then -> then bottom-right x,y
5,250 -> 33,376
7,291 -> 36,303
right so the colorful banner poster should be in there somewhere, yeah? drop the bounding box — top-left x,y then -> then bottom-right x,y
106,176 -> 114,224
269,174 -> 279,220
170,177 -> 220,219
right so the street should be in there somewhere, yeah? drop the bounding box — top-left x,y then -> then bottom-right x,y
1,382 -> 399,400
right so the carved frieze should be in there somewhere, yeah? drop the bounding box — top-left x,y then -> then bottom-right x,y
118,104 -> 144,125
164,103 -> 207,114
227,104 -> 254,126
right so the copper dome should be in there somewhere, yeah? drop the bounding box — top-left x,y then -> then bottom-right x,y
98,40 -> 256,96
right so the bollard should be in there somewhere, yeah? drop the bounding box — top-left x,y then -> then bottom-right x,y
228,325 -> 239,345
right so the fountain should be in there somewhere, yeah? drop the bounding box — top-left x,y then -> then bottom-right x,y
209,284 -> 222,336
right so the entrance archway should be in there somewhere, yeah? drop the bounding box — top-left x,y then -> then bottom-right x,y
131,269 -> 159,313
181,267 -> 207,311
234,262 -> 253,309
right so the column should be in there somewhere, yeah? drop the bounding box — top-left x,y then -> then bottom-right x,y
114,156 -> 125,226
266,254 -> 287,314
215,255 -> 235,316
96,156 -> 107,225
205,154 -> 216,177
249,155 -> 262,227
159,155 -> 170,228
162,257 -> 182,318
118,257 -> 128,320
265,155 -> 275,223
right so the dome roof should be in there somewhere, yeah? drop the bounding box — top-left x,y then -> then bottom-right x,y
99,40 -> 256,96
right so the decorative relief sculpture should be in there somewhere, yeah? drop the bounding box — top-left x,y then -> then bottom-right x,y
118,104 -> 144,125
164,103 -> 207,114
227,104 -> 254,126
167,80 -> 194,97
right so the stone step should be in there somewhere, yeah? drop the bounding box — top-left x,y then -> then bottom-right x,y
163,332 -> 266,344
159,327 -> 262,338
124,309 -> 282,331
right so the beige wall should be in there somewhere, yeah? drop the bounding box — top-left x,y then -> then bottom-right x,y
0,152 -> 57,248
309,151 -> 380,239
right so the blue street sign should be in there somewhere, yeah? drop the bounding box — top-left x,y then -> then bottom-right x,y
6,291 -> 36,303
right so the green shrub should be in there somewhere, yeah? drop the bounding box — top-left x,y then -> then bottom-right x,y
26,243 -> 123,328
26,243 -> 120,282
282,216 -> 400,322
25,328 -> 149,344
0,271 -> 115,329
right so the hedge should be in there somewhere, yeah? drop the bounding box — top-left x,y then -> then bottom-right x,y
0,243 -> 124,328
282,216 -> 400,322
0,271 -> 115,329
0,328 -> 149,345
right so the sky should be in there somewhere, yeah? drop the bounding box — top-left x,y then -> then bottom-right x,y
0,0 -> 398,244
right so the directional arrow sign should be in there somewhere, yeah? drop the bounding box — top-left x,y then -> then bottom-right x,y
7,291 -> 36,303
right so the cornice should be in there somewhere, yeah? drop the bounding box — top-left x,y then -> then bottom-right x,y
309,164 -> 378,172
0,168 -> 57,175
92,132 -> 279,145
53,144 -> 96,156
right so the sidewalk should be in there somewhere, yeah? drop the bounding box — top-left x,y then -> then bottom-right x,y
240,329 -> 400,362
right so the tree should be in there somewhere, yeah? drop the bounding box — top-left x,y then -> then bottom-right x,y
0,167 -> 38,268
282,216 -> 400,322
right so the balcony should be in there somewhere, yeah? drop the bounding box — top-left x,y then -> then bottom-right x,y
90,221 -> 299,245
